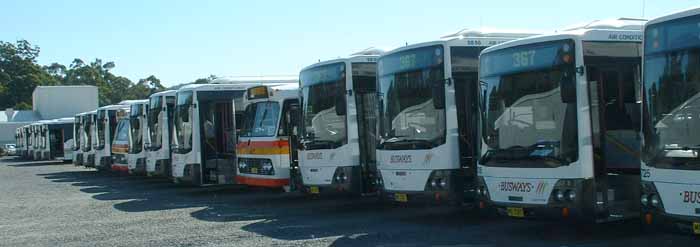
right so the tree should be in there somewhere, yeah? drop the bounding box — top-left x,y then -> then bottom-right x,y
1,39 -> 167,109
0,40 -> 53,109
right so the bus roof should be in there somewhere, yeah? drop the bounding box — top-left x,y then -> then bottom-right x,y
97,104 -> 129,111
150,90 -> 177,98
117,99 -> 148,106
46,117 -> 75,125
300,47 -> 385,72
482,18 -> 646,55
177,82 -> 263,92
211,76 -> 298,84
646,7 -> 700,27
382,28 -> 539,58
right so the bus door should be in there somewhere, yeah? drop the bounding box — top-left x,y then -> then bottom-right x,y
49,128 -> 64,159
452,47 -> 484,202
586,56 -> 641,220
353,63 -> 379,194
198,91 -> 238,185
281,99 -> 303,191
454,71 -> 479,202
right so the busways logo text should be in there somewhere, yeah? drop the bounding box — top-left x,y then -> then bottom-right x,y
683,191 -> 700,204
498,181 -> 548,195
499,182 -> 533,192
390,154 -> 412,164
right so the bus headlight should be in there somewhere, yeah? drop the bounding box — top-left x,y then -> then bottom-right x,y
650,194 -> 660,208
555,190 -> 565,201
641,194 -> 649,206
439,179 -> 447,188
261,160 -> 274,175
430,179 -> 438,188
476,187 -> 483,196
566,190 -> 576,201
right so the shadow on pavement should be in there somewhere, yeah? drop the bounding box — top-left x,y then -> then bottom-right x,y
29,161 -> 700,246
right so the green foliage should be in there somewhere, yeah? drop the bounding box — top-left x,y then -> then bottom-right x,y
0,39 -> 165,109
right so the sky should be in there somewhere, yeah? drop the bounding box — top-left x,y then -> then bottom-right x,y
1,0 -> 698,87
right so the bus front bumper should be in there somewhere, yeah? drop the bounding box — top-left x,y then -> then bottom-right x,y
643,210 -> 700,235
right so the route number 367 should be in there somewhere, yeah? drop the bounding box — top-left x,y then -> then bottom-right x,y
512,50 -> 536,68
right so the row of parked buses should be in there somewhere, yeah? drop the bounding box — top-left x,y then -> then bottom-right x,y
13,7 -> 700,235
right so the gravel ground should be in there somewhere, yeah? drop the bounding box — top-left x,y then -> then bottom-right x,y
0,156 -> 697,247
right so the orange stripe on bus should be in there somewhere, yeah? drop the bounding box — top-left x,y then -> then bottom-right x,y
236,140 -> 290,155
235,176 -> 288,188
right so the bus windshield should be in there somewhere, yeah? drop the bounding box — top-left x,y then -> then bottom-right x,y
300,62 -> 347,150
174,91 -> 194,154
480,40 -> 578,168
96,110 -> 106,150
113,119 -> 130,151
129,104 -> 143,154
240,101 -> 280,137
148,96 -> 163,150
377,45 -> 446,150
643,16 -> 700,170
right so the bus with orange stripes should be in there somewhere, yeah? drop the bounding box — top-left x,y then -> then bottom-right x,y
111,107 -> 131,173
236,83 -> 301,190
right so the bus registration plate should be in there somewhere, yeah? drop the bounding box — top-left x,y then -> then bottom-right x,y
250,168 -> 258,174
507,207 -> 525,218
395,193 -> 408,202
693,222 -> 700,235
309,186 -> 320,194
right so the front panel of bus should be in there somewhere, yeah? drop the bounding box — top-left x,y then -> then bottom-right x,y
236,99 -> 292,187
111,117 -> 131,172
128,103 -> 147,173
146,95 -> 174,175
376,44 -> 463,202
172,90 -> 200,180
479,37 -> 642,219
72,116 -> 82,165
642,15 -> 700,229
298,62 -> 355,191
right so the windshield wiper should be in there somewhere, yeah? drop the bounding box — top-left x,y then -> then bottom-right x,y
380,138 -> 435,149
662,145 -> 700,151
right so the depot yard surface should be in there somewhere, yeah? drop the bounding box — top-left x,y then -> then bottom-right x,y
0,157 -> 695,247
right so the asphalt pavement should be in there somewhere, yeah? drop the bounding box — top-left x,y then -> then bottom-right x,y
0,156 -> 696,247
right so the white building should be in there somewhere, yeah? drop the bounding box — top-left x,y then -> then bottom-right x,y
0,86 -> 99,145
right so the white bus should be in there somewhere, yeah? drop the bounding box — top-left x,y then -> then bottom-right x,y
172,77 -> 296,186
81,111 -> 98,167
29,120 -> 44,160
236,83 -> 301,190
145,90 -> 177,177
127,100 -> 149,175
641,8 -> 700,234
72,113 -> 85,166
94,104 -> 129,171
376,30 -> 536,204
298,48 -> 383,195
477,19 -> 644,222
42,118 -> 75,162
171,83 -> 247,185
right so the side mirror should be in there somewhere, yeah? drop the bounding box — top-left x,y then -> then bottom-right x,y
432,80 -> 446,109
560,71 -> 576,103
335,94 -> 347,116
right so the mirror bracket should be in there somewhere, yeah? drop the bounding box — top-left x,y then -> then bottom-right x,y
576,66 -> 585,76
445,78 -> 452,86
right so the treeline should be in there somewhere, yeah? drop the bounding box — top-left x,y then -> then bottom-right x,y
0,39 -> 215,110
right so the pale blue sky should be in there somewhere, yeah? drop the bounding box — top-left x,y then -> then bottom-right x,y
1,0 -> 698,87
